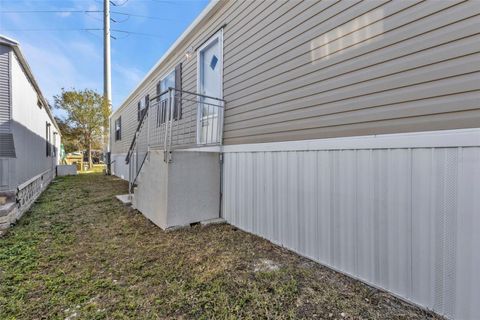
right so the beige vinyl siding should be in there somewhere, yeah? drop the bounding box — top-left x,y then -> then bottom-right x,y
222,0 -> 480,144
111,0 -> 480,151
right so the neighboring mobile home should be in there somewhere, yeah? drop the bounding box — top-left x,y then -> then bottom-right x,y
110,1 -> 480,318
0,35 -> 61,229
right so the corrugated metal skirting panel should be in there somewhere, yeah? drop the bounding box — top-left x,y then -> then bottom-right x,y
222,147 -> 480,319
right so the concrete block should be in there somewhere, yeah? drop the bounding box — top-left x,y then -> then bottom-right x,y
200,218 -> 226,226
57,165 -> 77,176
134,150 -> 221,230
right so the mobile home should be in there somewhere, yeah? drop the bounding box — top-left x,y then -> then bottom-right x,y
109,1 -> 480,318
0,35 -> 61,229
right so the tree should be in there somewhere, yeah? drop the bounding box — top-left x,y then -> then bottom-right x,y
54,89 -> 110,168
54,117 -> 83,154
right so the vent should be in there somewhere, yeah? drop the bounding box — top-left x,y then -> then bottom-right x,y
0,133 -> 15,157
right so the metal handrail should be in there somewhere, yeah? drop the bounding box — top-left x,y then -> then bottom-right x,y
125,88 -> 175,164
149,87 -> 225,104
125,106 -> 149,164
125,88 -> 226,193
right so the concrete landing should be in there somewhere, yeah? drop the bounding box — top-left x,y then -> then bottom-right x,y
115,194 -> 132,206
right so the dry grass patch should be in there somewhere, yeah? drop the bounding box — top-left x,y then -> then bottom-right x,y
0,173 -> 442,319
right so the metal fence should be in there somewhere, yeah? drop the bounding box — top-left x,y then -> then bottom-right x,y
126,88 -> 225,192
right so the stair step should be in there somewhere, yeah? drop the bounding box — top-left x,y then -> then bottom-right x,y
0,202 -> 16,218
0,201 -> 17,230
200,218 -> 226,226
115,194 -> 132,206
0,191 -> 15,206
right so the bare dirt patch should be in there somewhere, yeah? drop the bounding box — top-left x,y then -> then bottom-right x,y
0,173 -> 442,319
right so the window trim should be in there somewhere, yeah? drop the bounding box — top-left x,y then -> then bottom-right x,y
115,116 -> 122,141
157,68 -> 177,126
196,29 -> 224,145
196,29 -> 224,100
137,94 -> 150,121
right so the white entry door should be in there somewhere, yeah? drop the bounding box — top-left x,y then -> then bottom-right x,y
197,30 -> 223,145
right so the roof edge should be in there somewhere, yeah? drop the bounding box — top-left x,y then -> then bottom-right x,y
112,0 -> 223,116
0,34 -> 61,134
0,35 -> 19,46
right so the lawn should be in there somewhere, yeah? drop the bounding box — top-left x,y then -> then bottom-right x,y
0,173 -> 441,319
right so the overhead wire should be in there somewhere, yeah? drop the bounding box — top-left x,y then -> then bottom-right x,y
0,9 -> 171,21
0,8 -> 169,37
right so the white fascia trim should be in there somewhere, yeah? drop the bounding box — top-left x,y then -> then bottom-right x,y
0,34 -> 19,46
179,128 -> 480,153
112,0 -> 222,117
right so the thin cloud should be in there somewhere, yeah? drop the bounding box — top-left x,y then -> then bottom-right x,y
57,12 -> 72,18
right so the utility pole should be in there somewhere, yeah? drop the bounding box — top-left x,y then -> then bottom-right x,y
104,0 -> 112,154
104,0 -> 112,104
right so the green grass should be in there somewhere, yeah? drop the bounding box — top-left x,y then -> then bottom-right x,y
0,173 -> 441,319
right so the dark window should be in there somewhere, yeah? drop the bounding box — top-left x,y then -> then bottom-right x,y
210,55 -> 218,70
137,95 -> 149,121
174,63 -> 182,120
137,101 -> 142,121
115,117 -> 122,141
46,122 -> 51,157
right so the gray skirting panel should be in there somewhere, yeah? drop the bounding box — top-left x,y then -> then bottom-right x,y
222,147 -> 480,319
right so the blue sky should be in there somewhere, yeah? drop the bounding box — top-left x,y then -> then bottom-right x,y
0,0 -> 209,115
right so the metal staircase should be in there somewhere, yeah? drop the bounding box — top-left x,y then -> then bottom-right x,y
125,88 -> 225,193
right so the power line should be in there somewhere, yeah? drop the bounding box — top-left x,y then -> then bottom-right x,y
0,9 -> 172,21
111,11 -> 173,20
0,27 -> 162,38
0,28 -> 103,32
0,10 -> 101,13
110,29 -> 162,37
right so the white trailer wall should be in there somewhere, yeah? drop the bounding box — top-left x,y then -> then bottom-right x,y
222,129 -> 480,320
10,51 -> 59,188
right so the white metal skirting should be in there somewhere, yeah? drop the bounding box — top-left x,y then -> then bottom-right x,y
111,153 -> 129,180
222,147 -> 480,320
